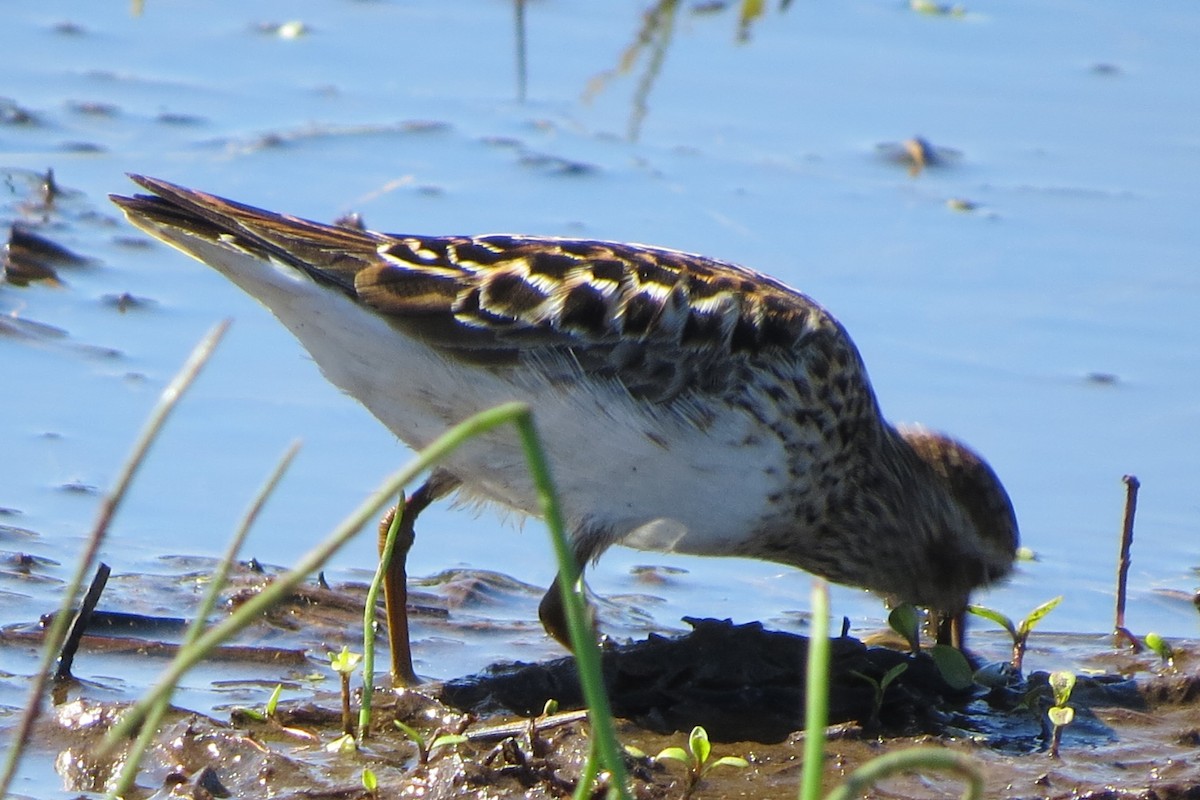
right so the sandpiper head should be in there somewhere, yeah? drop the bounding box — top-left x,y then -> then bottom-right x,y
896,426 -> 1020,611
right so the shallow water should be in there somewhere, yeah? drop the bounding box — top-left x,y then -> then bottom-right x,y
2,2 -> 1199,788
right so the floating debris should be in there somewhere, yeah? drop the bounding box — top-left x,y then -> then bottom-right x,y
518,152 -> 598,177
254,20 -> 312,38
156,111 -> 206,126
51,20 -> 87,35
877,135 -> 962,175
0,97 -> 38,126
67,101 -> 119,117
910,0 -> 966,16
100,292 -> 155,313
3,224 -> 91,286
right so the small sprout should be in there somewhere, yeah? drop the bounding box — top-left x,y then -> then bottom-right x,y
231,682 -> 285,723
887,603 -> 921,653
329,646 -> 362,735
946,197 -> 977,212
851,662 -> 908,727
1144,632 -> 1174,666
329,646 -> 363,674
326,732 -> 357,754
394,720 -> 467,765
265,683 -> 283,718
968,596 -> 1063,674
1016,546 -> 1038,562
1047,670 -> 1076,758
656,725 -> 749,800
235,708 -> 267,722
361,766 -> 377,794
528,698 -> 560,755
1049,670 -> 1075,707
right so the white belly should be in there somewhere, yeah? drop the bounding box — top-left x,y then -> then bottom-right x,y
151,227 -> 790,555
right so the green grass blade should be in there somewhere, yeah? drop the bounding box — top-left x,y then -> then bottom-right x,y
359,490 -> 406,743
513,413 -> 631,800
101,401 -> 529,752
108,438 -> 301,797
798,579 -> 830,800
825,748 -> 982,800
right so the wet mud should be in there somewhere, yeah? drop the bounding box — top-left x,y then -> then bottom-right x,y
3,564 -> 1199,799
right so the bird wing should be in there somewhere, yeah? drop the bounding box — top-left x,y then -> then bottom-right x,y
112,175 -> 851,403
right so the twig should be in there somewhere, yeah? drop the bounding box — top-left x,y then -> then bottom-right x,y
54,562 -> 111,681
1113,474 -> 1141,650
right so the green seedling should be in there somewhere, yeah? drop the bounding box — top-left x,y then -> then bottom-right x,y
656,725 -> 748,800
1144,632 -> 1174,667
233,683 -> 284,723
851,662 -> 908,728
361,766 -> 377,796
887,604 -> 921,654
884,604 -> 973,690
325,733 -> 357,754
968,595 -> 1063,674
393,719 -> 468,766
1047,670 -> 1076,758
329,646 -> 363,736
527,698 -> 560,756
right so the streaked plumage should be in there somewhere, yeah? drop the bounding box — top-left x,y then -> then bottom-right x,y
111,175 -> 1018,645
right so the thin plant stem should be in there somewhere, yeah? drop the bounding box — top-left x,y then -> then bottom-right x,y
513,0 -> 527,102
359,491 -> 405,744
573,737 -> 601,800
108,440 -> 301,798
513,413 -> 630,800
0,320 -> 230,799
824,748 -> 983,800
55,563 -> 111,680
1113,474 -> 1140,646
798,579 -> 830,800
101,402 -> 529,753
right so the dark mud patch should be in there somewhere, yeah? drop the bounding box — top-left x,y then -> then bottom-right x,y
3,564 -> 1200,798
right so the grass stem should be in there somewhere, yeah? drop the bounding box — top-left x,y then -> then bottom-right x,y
108,440 -> 300,798
100,402 -> 527,753
514,412 -> 631,800
359,491 -> 406,742
825,748 -> 983,800
798,579 -> 830,800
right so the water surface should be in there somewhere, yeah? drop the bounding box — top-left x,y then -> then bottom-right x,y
2,0 -> 1197,724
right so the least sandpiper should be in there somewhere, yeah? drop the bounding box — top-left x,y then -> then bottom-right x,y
112,176 -> 1018,668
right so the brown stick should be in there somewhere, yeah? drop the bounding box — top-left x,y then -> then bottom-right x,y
1113,474 -> 1140,649
55,562 -> 111,681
